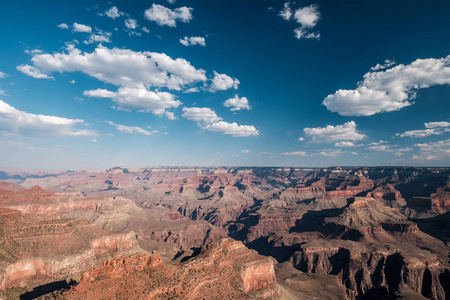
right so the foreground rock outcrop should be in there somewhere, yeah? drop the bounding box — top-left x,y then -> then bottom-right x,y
53,238 -> 279,299
0,208 -> 143,299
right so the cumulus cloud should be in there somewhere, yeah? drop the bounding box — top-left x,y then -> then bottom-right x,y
320,149 -> 342,157
366,145 -> 392,152
335,141 -> 355,147
210,71 -> 240,92
84,30 -> 112,44
298,137 -> 305,141
16,64 -> 54,79
279,2 -> 292,20
397,129 -> 446,138
83,88 -> 116,98
370,59 -> 395,71
182,107 -> 222,124
144,4 -> 193,27
180,36 -> 205,46
0,71 -> 7,78
57,23 -> 69,29
204,121 -> 259,137
83,86 -> 181,116
165,111 -> 176,120
323,55 -> 450,116
294,4 -> 320,27
181,106 -> 258,137
280,3 -> 320,40
281,151 -> 307,156
304,121 -> 365,142
107,121 -> 152,135
103,6 -> 123,19
397,121 -> 450,138
223,95 -> 251,111
73,22 -> 92,33
0,99 -> 94,136
124,19 -> 142,36
24,45 -> 206,90
424,121 -> 450,129
294,29 -> 320,40
414,139 -> 450,161
125,19 -> 138,29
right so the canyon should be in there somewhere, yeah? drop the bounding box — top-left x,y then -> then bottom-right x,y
0,166 -> 448,299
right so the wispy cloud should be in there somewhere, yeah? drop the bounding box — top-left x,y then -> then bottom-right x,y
107,121 -> 152,135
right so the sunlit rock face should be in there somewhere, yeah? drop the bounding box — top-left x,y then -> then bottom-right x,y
0,166 -> 449,299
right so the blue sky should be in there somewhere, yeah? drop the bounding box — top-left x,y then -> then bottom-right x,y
0,0 -> 449,170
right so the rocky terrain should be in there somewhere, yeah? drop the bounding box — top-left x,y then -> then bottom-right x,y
0,166 -> 449,299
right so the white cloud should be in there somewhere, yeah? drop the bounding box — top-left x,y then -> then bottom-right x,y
320,149 -> 342,157
83,88 -> 116,98
83,86 -> 181,116
241,150 -> 250,154
107,121 -> 152,135
367,140 -> 388,146
323,55 -> 450,116
167,0 -> 176,4
210,71 -> 240,92
182,107 -> 222,124
125,19 -> 138,29
294,29 -> 320,40
397,128 -> 446,138
84,30 -> 112,44
204,121 -> 259,137
0,71 -> 7,78
180,36 -> 206,46
282,151 -> 307,156
370,59 -> 395,71
70,80 -> 76,84
25,49 -> 43,55
414,139 -> 450,161
73,22 -> 92,33
183,87 -> 199,93
0,89 -> 6,96
16,64 -> 54,79
165,111 -> 176,120
182,107 -> 258,137
91,138 -> 98,143
0,99 -> 94,136
142,27 -> 150,33
303,121 -> 365,142
57,23 -> 69,29
293,4 -> 320,27
223,95 -> 250,111
335,141 -> 355,147
424,121 -> 450,128
104,6 -> 123,19
397,121 -> 450,138
279,2 -> 292,20
26,46 -> 207,90
366,145 -> 392,152
280,3 -> 320,40
298,137 -> 304,141
144,4 -> 193,27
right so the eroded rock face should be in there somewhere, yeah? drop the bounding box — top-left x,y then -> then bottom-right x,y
58,238 -> 279,299
1,166 -> 449,299
292,241 -> 448,300
0,208 -> 143,296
